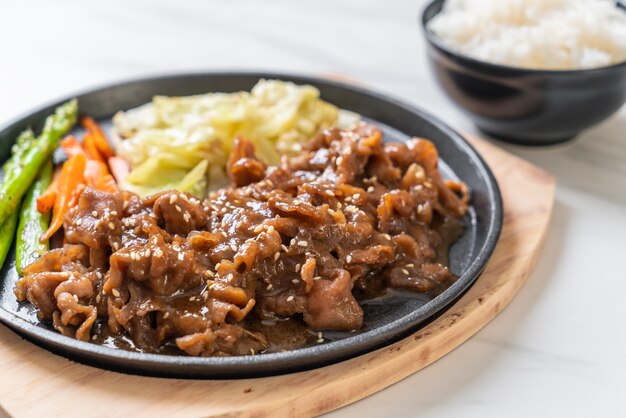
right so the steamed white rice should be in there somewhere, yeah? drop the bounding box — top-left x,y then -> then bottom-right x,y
428,0 -> 626,70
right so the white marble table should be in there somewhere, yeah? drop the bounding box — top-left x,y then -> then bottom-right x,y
1,1 -> 625,417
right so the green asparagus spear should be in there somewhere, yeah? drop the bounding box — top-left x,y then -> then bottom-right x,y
0,210 -> 19,270
0,129 -> 37,270
2,129 -> 36,179
0,99 -> 77,225
16,161 -> 52,275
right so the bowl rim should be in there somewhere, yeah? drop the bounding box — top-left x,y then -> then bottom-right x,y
420,0 -> 626,76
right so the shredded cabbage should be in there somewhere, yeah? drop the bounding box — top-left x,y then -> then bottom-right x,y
112,80 -> 341,197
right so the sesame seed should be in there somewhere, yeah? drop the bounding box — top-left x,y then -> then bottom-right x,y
281,244 -> 289,252
163,312 -> 170,319
175,205 -> 182,212
402,269 -> 409,275
92,211 -> 98,217
230,244 -> 238,252
292,279 -> 300,284
327,208 -> 334,216
367,186 -> 374,193
297,241 -> 308,247
178,252 -> 184,261
112,242 -> 119,250
75,219 -> 83,226
290,238 -> 296,246
215,262 -> 222,270
108,222 -> 115,230
274,252 -> 280,261
254,225 -> 263,233
189,296 -> 196,302
295,263 -> 301,273
180,194 -> 189,202
144,249 -> 151,257
337,202 -> 342,209
110,211 -> 118,216
95,294 -> 101,303
313,276 -> 322,280
353,193 -> 361,200
325,190 -> 335,197
226,273 -> 234,281
286,295 -> 294,302
346,255 -> 352,263
95,271 -> 103,279
154,249 -> 163,258
317,338 -> 324,343
266,284 -> 273,291
169,194 -> 178,204
406,263 -> 414,268
317,331 -> 323,339
221,231 -> 227,238
267,225 -> 275,234
383,233 -> 391,240
202,291 -> 208,299
183,212 -> 191,223
112,288 -> 121,298
92,334 -> 97,341
336,156 -> 343,165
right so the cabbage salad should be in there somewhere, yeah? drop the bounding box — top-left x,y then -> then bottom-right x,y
112,80 -> 346,197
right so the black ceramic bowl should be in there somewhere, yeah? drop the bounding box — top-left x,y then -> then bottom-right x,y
421,0 -> 626,146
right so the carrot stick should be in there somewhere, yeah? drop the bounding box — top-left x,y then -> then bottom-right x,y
84,160 -> 117,193
81,117 -> 115,158
69,183 -> 86,208
82,132 -> 106,163
60,135 -> 86,158
84,160 -> 105,188
97,174 -> 118,193
108,156 -> 129,189
36,165 -> 62,214
40,153 -> 86,242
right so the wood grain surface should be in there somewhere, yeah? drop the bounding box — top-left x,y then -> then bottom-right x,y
0,135 -> 555,418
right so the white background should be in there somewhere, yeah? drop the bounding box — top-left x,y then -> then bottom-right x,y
1,1 -> 625,417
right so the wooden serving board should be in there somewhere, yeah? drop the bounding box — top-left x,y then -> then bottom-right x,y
0,135 -> 555,418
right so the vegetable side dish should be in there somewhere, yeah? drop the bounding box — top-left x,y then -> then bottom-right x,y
1,84 -> 469,357
112,80 -> 341,197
